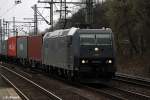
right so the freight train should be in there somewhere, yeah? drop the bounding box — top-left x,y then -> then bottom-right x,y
0,27 -> 116,83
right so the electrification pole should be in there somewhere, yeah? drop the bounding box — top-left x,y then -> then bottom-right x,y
6,21 -> 10,38
50,0 -> 53,31
13,17 -> 16,36
56,0 -> 71,29
0,19 -> 1,31
38,0 -> 87,30
64,0 -> 67,28
0,19 -> 1,54
5,21 -> 10,38
0,19 -> 2,37
7,22 -> 10,38
38,0 -> 95,29
85,0 -> 93,28
3,19 -> 5,40
34,4 -> 38,35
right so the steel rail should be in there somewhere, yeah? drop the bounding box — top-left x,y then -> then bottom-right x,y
115,72 -> 150,88
0,73 -> 30,100
0,65 -> 62,100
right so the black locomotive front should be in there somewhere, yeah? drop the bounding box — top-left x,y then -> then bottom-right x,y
77,30 -> 116,82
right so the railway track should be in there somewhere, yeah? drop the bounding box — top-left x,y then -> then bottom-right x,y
69,72 -> 150,100
1,63 -> 150,100
0,65 -> 62,100
106,72 -> 150,100
55,74 -> 150,100
115,72 -> 150,88
0,63 -> 126,100
0,64 -> 94,100
82,82 -> 150,100
0,74 -> 29,100
44,71 -> 150,100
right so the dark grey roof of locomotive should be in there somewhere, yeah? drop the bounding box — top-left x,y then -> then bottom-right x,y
78,28 -> 112,34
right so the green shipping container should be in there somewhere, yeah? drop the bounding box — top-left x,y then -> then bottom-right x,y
1,40 -> 7,56
17,36 -> 28,59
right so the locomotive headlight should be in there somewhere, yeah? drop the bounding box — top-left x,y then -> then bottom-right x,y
108,60 -> 112,64
82,60 -> 86,64
106,59 -> 112,64
95,47 -> 99,51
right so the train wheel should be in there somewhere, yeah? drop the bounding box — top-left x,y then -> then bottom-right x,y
73,71 -> 79,81
67,71 -> 71,81
58,69 -> 61,76
67,71 -> 74,81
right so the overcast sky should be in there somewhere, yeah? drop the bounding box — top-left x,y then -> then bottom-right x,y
0,0 -> 37,20
0,0 -> 102,35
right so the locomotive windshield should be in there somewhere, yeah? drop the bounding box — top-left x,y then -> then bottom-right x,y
80,33 -> 112,45
96,34 -> 112,45
80,34 -> 95,45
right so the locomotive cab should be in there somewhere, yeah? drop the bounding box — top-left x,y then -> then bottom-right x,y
77,29 -> 116,82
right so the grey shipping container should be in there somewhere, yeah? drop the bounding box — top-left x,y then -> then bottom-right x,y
17,36 -> 28,59
1,40 -> 7,56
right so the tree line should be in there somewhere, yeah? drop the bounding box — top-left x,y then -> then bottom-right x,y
106,0 -> 150,57
52,0 -> 150,57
